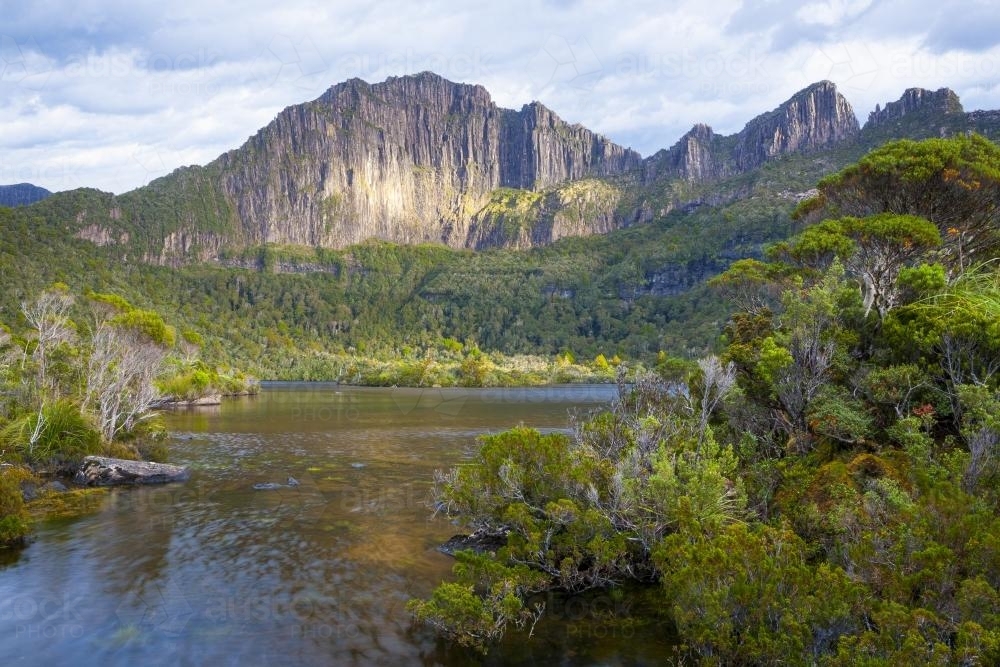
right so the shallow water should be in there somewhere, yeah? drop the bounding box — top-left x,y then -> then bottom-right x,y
0,384 -> 675,665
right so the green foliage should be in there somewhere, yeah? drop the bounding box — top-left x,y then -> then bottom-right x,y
86,291 -> 134,313
156,358 -> 256,401
0,401 -> 102,468
405,551 -> 547,653
0,466 -> 32,546
805,134 -> 1000,270
158,368 -> 212,400
648,428 -> 746,533
806,385 -> 874,446
655,523 -> 864,662
109,308 -> 176,347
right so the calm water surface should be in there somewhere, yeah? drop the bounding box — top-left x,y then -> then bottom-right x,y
0,384 -> 674,665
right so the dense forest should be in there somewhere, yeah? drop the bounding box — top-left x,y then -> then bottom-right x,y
406,135 -> 1000,664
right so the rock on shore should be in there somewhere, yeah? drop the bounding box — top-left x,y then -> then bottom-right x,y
74,456 -> 191,486
438,528 -> 508,556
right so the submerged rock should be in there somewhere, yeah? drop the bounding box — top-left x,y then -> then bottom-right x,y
253,482 -> 284,490
253,476 -> 301,490
19,481 -> 39,502
438,528 -> 508,556
74,456 -> 191,487
160,394 -> 223,407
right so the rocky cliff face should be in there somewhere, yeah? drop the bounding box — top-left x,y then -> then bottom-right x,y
212,72 -> 641,249
466,179 -> 623,250
661,124 -> 725,182
733,81 -> 859,171
642,81 -> 859,187
864,87 -> 964,130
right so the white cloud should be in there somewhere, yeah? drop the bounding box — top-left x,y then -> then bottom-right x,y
0,0 -> 998,193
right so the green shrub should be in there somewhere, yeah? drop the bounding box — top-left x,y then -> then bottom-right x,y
0,466 -> 32,546
0,402 -> 102,468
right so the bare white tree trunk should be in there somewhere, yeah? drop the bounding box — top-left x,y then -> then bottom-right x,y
26,404 -> 47,458
84,323 -> 167,442
697,355 -> 736,451
21,289 -> 75,395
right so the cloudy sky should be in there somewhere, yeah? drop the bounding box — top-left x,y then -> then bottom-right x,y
2,0 -> 999,194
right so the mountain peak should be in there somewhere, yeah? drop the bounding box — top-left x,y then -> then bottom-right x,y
0,183 -> 52,207
657,124 -> 720,181
320,72 -> 494,107
733,80 -> 859,171
864,87 -> 964,130
797,80 -> 838,95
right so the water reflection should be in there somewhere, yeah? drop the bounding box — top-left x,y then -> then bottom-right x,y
0,384 -> 678,665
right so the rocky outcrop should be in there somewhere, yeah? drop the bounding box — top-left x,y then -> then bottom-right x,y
662,124 -> 726,182
0,183 -> 51,207
864,87 -> 964,130
159,394 -> 223,407
74,456 -> 191,486
148,229 -> 226,266
182,77 -> 855,254
641,82 -> 858,189
466,179 -> 622,249
75,224 -> 129,247
213,72 -> 641,249
733,81 -> 859,172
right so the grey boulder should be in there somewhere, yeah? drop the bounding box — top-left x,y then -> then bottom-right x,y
75,456 -> 191,487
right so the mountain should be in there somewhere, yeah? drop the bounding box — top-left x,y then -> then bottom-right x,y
214,73 -> 641,250
48,74 -> 871,262
859,85 -> 1000,144
0,183 -> 52,207
18,75 -> 1000,269
63,72 -> 643,262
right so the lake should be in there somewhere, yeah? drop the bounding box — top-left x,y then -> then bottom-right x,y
0,384 -> 675,665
